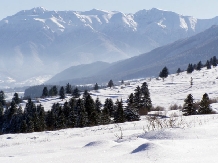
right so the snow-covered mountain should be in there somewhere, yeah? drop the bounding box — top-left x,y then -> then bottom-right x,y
47,25 -> 218,85
1,7 -> 218,87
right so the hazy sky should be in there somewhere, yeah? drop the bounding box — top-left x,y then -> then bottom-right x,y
0,0 -> 218,20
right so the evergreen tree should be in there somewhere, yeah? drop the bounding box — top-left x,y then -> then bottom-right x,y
72,87 -> 80,98
176,68 -> 181,75
49,87 -> 54,96
140,82 -> 152,113
206,60 -> 211,69
42,87 -> 49,97
0,90 -> 5,106
101,99 -> 111,125
0,104 -> 3,134
196,61 -> 202,71
76,99 -> 88,127
114,99 -> 125,123
212,56 -> 217,67
94,83 -> 99,91
108,79 -> 114,88
127,93 -> 134,109
187,64 -> 194,73
83,90 -> 90,99
59,86 -> 65,99
182,94 -> 196,116
95,97 -> 102,114
198,93 -> 212,114
52,86 -> 58,96
13,93 -> 21,104
20,120 -> 27,133
65,83 -> 72,94
121,80 -> 124,85
159,66 -> 169,81
27,119 -> 34,133
46,110 -> 55,130
133,86 -> 141,112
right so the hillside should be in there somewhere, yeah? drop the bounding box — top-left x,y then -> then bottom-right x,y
1,64 -> 218,162
1,7 -> 218,87
47,25 -> 218,85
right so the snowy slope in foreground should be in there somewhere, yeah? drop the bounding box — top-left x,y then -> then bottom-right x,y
2,67 -> 218,162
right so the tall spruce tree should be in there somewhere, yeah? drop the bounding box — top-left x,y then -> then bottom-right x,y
212,56 -> 217,67
94,83 -> 99,91
206,60 -> 211,69
42,87 -> 49,97
133,86 -> 141,112
0,90 -> 5,106
198,93 -> 212,114
177,68 -> 181,75
182,94 -> 196,116
65,83 -> 72,94
72,87 -> 80,98
108,79 -> 114,88
196,61 -> 202,71
140,82 -> 152,113
159,66 -> 169,81
114,99 -> 125,123
59,86 -> 65,99
187,64 -> 194,73
13,93 -> 20,104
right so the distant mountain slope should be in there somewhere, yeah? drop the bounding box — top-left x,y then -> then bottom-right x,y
1,7 -> 218,83
47,25 -> 218,85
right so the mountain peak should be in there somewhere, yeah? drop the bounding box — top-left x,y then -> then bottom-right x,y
81,8 -> 111,15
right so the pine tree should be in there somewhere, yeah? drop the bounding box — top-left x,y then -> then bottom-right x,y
198,93 -> 212,114
212,56 -> 217,67
72,87 -> 80,98
182,94 -> 196,116
0,90 -> 5,106
46,110 -> 55,130
108,79 -> 114,88
13,93 -> 20,104
83,90 -> 90,99
52,86 -> 58,96
42,87 -> 49,97
114,99 -> 125,123
0,104 -> 3,134
196,61 -> 202,71
187,64 -> 194,73
95,97 -> 102,114
177,68 -> 181,75
94,83 -> 99,91
140,82 -> 152,113
20,120 -> 27,133
127,93 -> 134,109
133,86 -> 141,112
27,120 -> 34,133
101,99 -> 111,125
65,83 -> 72,94
206,60 -> 211,69
159,66 -> 169,81
76,99 -> 88,127
59,86 -> 65,99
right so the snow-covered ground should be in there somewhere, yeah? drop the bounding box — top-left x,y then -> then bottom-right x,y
1,67 -> 218,162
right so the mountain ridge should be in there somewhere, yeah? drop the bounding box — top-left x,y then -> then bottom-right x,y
1,7 -> 218,87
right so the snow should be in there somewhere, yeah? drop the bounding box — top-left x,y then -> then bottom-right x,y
1,67 -> 218,162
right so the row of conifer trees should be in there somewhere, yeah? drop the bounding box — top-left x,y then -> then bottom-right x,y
0,82 -> 152,134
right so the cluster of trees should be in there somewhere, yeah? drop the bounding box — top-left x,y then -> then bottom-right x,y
182,93 -> 212,116
0,89 -> 140,135
159,66 -> 169,81
42,84 -> 81,99
127,82 -> 152,115
186,56 -> 217,74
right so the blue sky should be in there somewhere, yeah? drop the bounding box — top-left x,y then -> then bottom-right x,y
0,0 -> 218,20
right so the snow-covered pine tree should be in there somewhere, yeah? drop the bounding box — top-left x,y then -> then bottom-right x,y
198,93 -> 212,114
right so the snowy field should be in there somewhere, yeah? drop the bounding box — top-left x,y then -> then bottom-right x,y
1,67 -> 218,162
